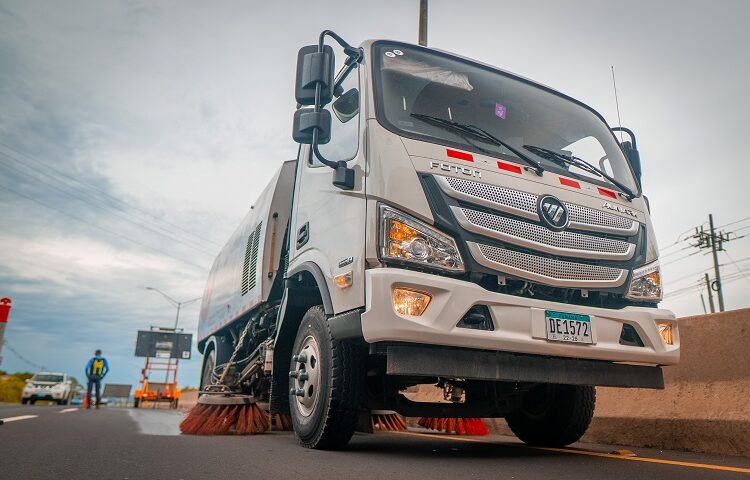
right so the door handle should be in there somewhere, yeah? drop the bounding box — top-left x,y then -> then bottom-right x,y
296,222 -> 309,249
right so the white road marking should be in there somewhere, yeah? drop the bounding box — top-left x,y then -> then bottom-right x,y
59,408 -> 78,413
1,415 -> 38,422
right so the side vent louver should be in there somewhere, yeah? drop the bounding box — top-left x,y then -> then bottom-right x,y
241,222 -> 263,296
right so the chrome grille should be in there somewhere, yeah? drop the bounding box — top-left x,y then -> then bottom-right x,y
457,207 -> 634,261
439,176 -> 638,236
567,204 -> 633,231
469,242 -> 627,288
445,176 -> 537,214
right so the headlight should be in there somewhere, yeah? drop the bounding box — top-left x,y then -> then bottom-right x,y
379,204 -> 464,272
626,261 -> 662,301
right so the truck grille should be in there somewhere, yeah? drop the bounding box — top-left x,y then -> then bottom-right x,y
455,207 -> 635,261
469,242 -> 628,288
439,176 -> 638,236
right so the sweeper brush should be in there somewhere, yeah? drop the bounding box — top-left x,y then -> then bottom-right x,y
370,410 -> 407,432
418,417 -> 489,436
179,393 -> 269,435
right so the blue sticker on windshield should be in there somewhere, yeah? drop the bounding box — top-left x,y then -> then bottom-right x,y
495,103 -> 507,119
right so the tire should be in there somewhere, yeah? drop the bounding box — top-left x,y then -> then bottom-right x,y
506,384 -> 595,447
21,398 -> 28,405
57,399 -> 66,406
30,399 -> 36,405
289,305 -> 366,450
200,335 -> 232,389
133,398 -> 140,408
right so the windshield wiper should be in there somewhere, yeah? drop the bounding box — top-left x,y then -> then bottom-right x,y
410,113 -> 544,176
523,144 -> 635,200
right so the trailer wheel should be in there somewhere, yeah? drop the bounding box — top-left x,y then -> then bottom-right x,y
505,384 -> 595,447
289,305 -> 365,450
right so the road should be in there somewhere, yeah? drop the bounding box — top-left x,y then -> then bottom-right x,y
1,404 -> 749,480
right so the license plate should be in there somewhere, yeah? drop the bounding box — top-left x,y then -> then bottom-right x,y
545,310 -> 593,344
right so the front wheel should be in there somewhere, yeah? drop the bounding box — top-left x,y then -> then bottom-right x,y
505,384 -> 595,447
288,305 -> 366,450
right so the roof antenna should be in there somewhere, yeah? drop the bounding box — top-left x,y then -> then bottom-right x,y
611,65 -> 624,143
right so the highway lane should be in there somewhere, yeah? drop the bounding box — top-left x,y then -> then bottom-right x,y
1,405 -> 749,479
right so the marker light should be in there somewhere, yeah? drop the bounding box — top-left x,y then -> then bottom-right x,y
657,322 -> 674,345
392,288 -> 432,316
334,271 -> 353,289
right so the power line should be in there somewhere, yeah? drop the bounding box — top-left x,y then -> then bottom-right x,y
0,182 -> 208,271
1,339 -> 46,371
716,216 -> 750,230
0,141 -> 222,248
723,251 -> 750,285
0,153 -> 216,257
661,250 -> 702,267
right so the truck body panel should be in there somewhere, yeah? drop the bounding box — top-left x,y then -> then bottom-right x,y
197,160 -> 296,345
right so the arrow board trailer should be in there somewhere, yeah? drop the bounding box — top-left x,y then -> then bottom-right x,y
196,31 -> 679,450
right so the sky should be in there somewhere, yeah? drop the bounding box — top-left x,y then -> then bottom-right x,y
1,0 -> 748,387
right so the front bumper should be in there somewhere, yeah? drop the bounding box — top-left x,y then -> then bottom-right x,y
361,268 -> 679,366
23,390 -> 65,400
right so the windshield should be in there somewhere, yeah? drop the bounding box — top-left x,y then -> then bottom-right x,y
372,43 -> 638,193
33,374 -> 64,383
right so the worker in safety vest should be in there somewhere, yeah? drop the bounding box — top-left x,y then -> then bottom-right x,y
85,349 -> 109,409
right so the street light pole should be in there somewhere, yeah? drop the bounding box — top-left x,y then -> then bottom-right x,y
143,287 -> 202,388
144,287 -> 201,331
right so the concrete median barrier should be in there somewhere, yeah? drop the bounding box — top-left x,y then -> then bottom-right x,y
407,308 -> 750,457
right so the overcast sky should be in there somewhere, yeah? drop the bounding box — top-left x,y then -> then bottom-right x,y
1,0 -> 748,386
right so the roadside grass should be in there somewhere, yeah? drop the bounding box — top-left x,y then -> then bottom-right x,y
0,372 -> 33,403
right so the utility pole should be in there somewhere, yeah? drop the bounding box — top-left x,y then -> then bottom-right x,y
704,273 -> 716,313
691,214 -> 733,312
418,0 -> 428,46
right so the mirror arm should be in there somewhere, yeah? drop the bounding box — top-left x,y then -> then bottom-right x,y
611,126 -> 637,149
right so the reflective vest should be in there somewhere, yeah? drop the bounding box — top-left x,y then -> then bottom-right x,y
91,358 -> 105,376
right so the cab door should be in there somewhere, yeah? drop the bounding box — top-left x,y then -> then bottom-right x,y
288,66 -> 367,314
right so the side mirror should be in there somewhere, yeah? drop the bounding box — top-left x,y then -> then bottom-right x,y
612,127 -> 641,186
295,45 -> 335,106
332,88 -> 360,123
292,108 -> 331,145
621,140 -> 641,182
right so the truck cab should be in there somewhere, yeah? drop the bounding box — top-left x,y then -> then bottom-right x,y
196,33 -> 678,450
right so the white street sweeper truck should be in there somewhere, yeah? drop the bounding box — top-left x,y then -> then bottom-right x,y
189,30 -> 679,449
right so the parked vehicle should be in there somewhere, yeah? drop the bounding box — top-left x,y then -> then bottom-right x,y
21,372 -> 73,405
195,31 -> 679,449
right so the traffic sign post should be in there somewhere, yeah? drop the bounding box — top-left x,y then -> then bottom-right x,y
0,298 -> 12,366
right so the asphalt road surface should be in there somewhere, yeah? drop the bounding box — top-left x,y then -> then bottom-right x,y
2,404 -> 750,480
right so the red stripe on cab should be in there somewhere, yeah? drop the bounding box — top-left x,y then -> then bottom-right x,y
446,149 -> 474,162
497,161 -> 522,174
598,187 -> 617,199
559,177 -> 580,189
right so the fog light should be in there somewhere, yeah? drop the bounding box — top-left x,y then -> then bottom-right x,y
657,322 -> 674,345
392,288 -> 431,316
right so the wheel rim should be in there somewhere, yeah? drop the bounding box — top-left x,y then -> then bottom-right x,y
292,335 -> 321,418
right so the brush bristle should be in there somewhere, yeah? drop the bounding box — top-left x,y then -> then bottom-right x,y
270,413 -> 293,431
179,402 -> 270,435
418,417 -> 489,436
371,412 -> 407,432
